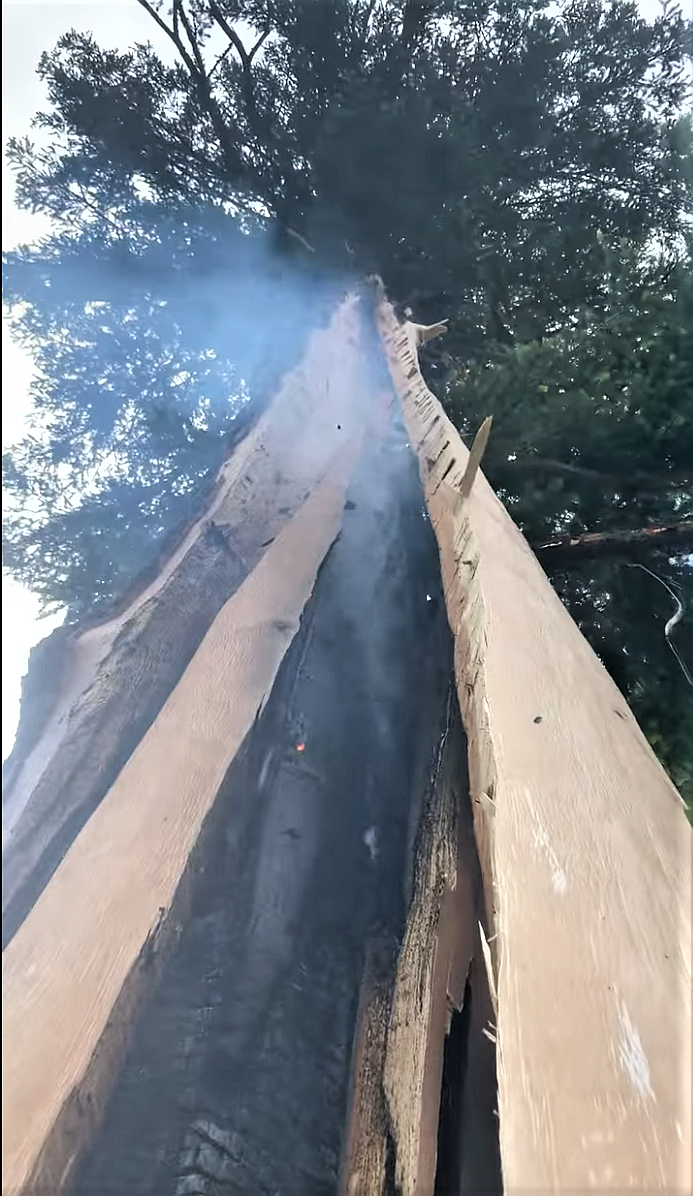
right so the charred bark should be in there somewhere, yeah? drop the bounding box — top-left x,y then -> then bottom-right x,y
66,418 -> 488,1196
2,300 -> 372,950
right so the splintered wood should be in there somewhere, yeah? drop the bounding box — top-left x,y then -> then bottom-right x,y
3,291 -> 691,1196
2,453 -> 359,1196
377,300 -> 692,1194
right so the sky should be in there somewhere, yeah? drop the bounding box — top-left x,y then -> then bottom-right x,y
2,1 -> 178,761
0,0 -> 685,762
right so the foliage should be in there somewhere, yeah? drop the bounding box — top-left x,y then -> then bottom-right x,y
444,245 -> 693,534
444,246 -> 693,809
5,0 -> 692,348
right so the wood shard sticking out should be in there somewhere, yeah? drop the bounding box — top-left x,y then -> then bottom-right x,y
459,416 -> 493,501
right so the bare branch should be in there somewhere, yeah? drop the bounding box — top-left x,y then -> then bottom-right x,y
134,0 -> 196,75
286,226 -> 315,254
534,520 -> 693,564
135,0 -> 253,185
209,0 -> 250,69
176,0 -> 208,77
248,29 -> 270,64
508,454 -> 690,493
206,0 -> 289,199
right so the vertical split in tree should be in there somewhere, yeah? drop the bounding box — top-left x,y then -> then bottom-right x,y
2,292 -> 690,1196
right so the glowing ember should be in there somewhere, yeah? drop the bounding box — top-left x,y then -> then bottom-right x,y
296,742 -> 306,753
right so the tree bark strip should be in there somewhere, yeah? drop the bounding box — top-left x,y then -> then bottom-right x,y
2,298 -> 373,949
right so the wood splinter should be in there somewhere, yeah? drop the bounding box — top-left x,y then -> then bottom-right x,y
439,416 -> 493,516
407,317 -> 450,346
478,920 -> 498,1020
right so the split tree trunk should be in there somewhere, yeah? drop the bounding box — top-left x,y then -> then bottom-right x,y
2,291 -> 691,1196
3,296 -> 497,1196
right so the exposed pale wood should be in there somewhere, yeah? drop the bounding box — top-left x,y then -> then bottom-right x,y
1,445 -> 359,1196
337,683 -> 484,1196
2,296 -> 375,945
377,299 -> 692,1193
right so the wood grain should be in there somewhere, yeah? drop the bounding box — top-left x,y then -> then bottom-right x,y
1,443 -> 359,1196
378,300 -> 692,1193
2,296 -> 372,947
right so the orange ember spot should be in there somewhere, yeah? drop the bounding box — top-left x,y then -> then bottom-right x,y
296,742 -> 306,753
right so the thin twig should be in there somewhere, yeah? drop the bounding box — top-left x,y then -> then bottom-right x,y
629,563 -> 693,687
248,29 -> 270,64
208,42 -> 233,79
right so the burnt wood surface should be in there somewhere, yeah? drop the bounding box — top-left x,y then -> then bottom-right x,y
69,419 -> 489,1196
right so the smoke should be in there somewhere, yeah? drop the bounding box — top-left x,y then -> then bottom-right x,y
2,206 -> 358,617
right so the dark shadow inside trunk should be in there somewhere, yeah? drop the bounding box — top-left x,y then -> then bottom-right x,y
434,980 -> 473,1196
433,955 -> 503,1196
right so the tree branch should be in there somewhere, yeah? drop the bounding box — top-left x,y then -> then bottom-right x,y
209,1 -> 250,70
135,0 -> 249,185
508,453 -> 689,492
534,520 -> 693,565
208,42 -> 233,81
207,1 -> 307,221
134,0 -> 196,75
207,2 -> 269,137
248,29 -> 270,64
176,0 -> 207,76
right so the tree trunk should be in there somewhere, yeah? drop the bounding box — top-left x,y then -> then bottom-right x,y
2,297 -> 499,1196
2,292 -> 690,1196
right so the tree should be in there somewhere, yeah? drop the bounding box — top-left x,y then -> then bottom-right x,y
2,0 -> 692,793
6,0 -> 692,342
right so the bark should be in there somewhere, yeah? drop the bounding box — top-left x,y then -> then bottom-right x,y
1,299 -> 374,950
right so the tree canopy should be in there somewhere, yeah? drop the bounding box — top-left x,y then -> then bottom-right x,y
6,0 -> 692,341
2,0 -> 692,802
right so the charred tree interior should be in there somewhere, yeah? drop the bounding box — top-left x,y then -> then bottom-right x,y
4,293 -> 688,1196
64,416 -> 497,1196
